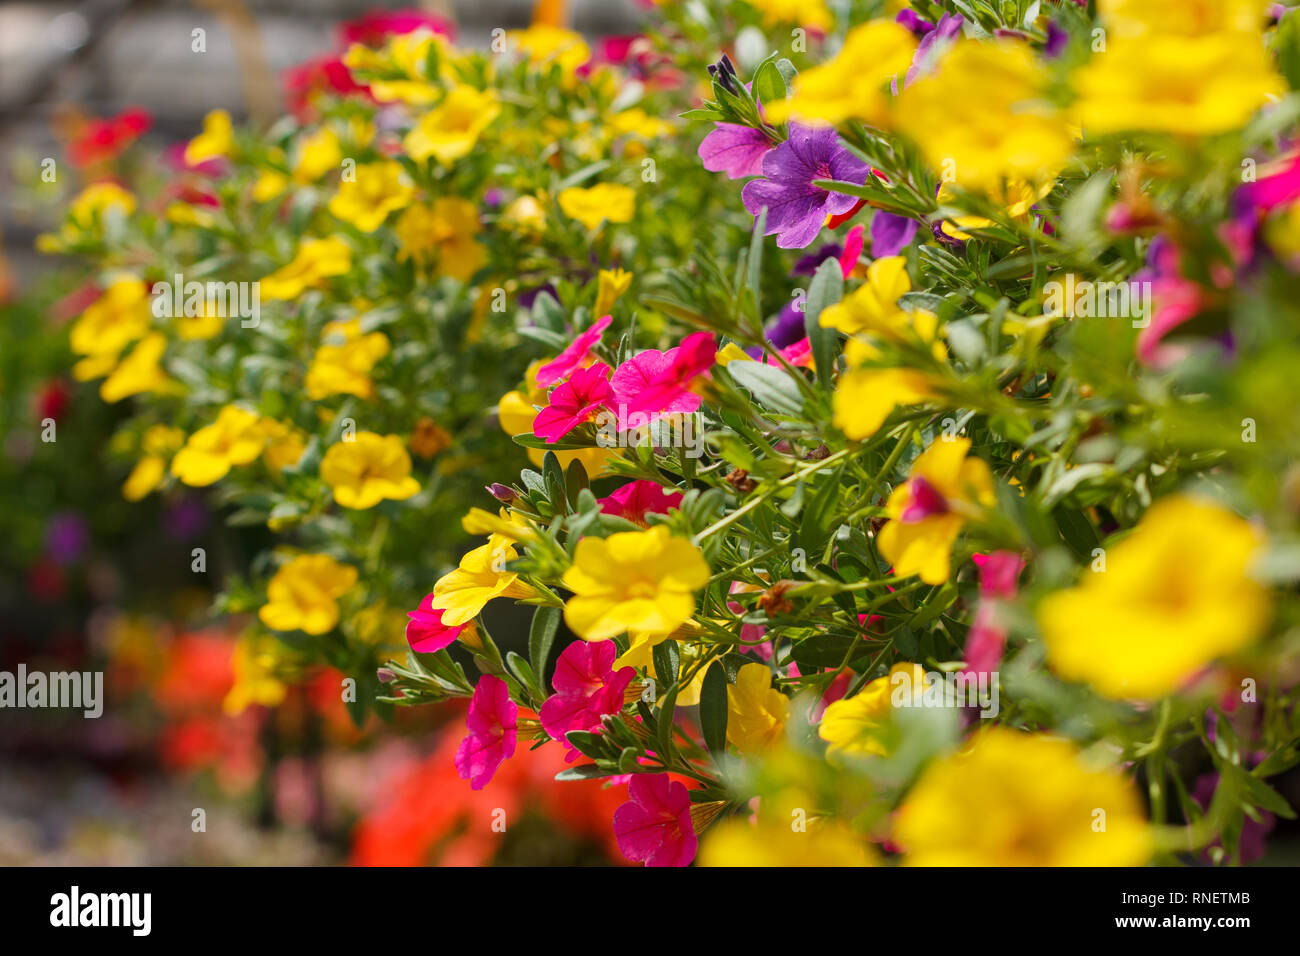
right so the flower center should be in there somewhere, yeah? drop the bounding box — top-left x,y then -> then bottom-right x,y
900,476 -> 950,522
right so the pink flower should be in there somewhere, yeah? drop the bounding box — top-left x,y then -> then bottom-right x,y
837,224 -> 865,278
597,480 -> 684,526
698,123 -> 772,180
338,9 -> 456,46
406,593 -> 467,653
776,336 -> 815,369
540,641 -> 635,762
454,675 -> 517,790
612,774 -> 697,867
536,315 -> 612,387
610,331 -> 715,425
533,362 -> 614,443
964,551 -> 1024,677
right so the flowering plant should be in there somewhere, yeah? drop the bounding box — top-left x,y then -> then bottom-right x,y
42,0 -> 1300,866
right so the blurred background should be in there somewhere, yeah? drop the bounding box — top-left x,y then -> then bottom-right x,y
0,0 -> 641,866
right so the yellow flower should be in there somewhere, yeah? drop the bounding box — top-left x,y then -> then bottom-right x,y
292,126 -> 343,183
818,662 -> 929,759
893,728 -> 1153,866
561,525 -> 710,641
594,267 -> 633,317
175,298 -> 226,340
768,20 -> 916,125
223,636 -> 288,715
260,237 -> 352,301
258,553 -> 358,635
122,423 -> 183,501
715,343 -> 753,366
1072,32 -> 1281,136
100,332 -> 171,403
700,817 -> 873,866
1038,496 -> 1269,699
328,160 -> 415,231
39,183 -> 136,251
305,319 -> 391,400
395,198 -> 486,280
344,29 -> 450,105
726,663 -> 789,754
819,256 -> 914,338
431,533 -> 538,626
70,277 -> 150,363
834,365 -> 935,441
509,25 -> 590,75
894,40 -> 1074,197
185,109 -> 233,165
559,183 -> 636,231
403,86 -> 500,165
171,405 -> 266,486
608,109 -> 673,141
745,0 -> 831,28
877,437 -> 995,585
257,418 -> 307,471
501,195 -> 548,235
320,432 -> 420,509
497,387 -> 614,476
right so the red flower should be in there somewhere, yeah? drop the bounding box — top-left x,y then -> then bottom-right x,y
539,641 -> 635,762
597,479 -> 684,527
68,108 -> 151,167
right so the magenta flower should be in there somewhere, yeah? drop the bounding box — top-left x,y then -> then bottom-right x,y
597,479 -> 684,526
698,122 -> 772,179
837,224 -> 865,278
611,331 -> 715,424
533,362 -> 614,442
406,593 -> 468,653
540,641 -> 636,762
964,551 -> 1024,677
900,476 -> 950,522
535,315 -> 612,387
454,675 -> 518,790
741,123 -> 869,249
612,774 -> 698,867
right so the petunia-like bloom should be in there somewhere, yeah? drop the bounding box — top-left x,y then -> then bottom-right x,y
726,663 -> 788,755
100,332 -> 171,403
893,728 -> 1153,866
395,198 -> 486,280
610,331 -> 715,424
818,662 -> 929,760
540,640 -> 636,762
403,86 -> 500,165
327,159 -> 415,232
698,122 -> 772,179
431,533 -> 538,626
741,124 -> 869,249
558,183 -> 636,231
833,335 -> 936,440
184,109 -> 233,165
533,362 -> 615,442
259,553 -> 357,635
320,432 -> 421,509
612,773 -> 698,867
877,437 -> 995,585
536,315 -> 612,387
171,405 -> 266,487
454,675 -> 517,790
594,268 -> 633,317
260,237 -> 352,301
964,551 -> 1024,677
597,479 -> 684,527
1038,496 -> 1269,700
562,525 -> 710,641
870,211 -> 919,258
819,255 -> 913,337
305,319 -> 391,400
766,20 -> 917,126
406,592 -> 473,653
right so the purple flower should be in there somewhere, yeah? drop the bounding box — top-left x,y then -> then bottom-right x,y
767,300 -> 807,349
895,9 -> 935,38
871,211 -> 919,257
45,512 -> 89,566
698,123 -> 772,180
791,243 -> 843,276
741,124 -> 869,249
896,14 -> 964,91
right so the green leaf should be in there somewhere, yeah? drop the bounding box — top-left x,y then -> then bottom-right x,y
700,662 -> 730,755
747,205 -> 768,323
752,59 -> 787,111
728,360 -> 805,417
653,641 -> 680,688
804,259 -> 842,390
528,606 -> 562,693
